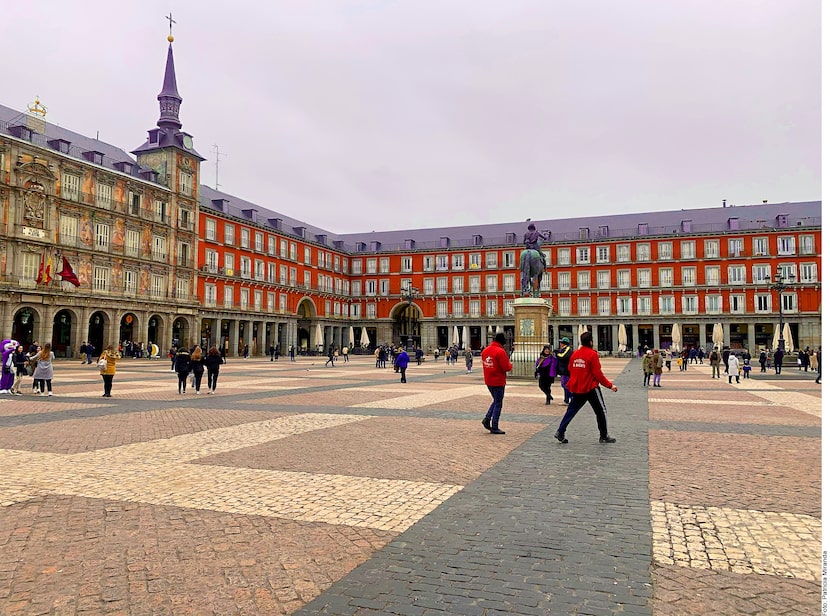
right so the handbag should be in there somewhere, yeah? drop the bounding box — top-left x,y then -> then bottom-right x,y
97,357 -> 108,369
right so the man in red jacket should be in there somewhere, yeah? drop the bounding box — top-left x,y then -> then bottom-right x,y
554,330 -> 618,444
480,332 -> 513,435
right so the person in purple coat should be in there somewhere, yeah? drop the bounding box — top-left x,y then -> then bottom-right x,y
534,345 -> 557,405
393,349 -> 409,383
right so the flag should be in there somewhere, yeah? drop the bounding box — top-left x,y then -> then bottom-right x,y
57,256 -> 81,287
44,252 -> 53,284
36,253 -> 45,284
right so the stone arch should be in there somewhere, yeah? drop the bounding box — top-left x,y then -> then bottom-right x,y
12,306 -> 42,347
52,308 -> 80,358
390,301 -> 423,350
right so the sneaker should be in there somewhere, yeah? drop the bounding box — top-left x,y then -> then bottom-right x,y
599,436 -> 616,443
482,417 -> 491,431
195,390 -> 201,394
47,392 -> 53,396
554,431 -> 568,444
489,428 -> 505,435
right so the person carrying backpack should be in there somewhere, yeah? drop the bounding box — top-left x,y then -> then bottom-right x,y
710,348 -> 721,379
554,337 -> 574,405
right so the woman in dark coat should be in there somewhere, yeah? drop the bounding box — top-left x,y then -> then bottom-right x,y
204,346 -> 222,394
190,346 -> 205,394
534,345 -> 556,405
174,346 -> 192,394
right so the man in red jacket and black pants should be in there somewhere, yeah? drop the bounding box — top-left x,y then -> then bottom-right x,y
481,332 -> 513,435
554,330 -> 618,444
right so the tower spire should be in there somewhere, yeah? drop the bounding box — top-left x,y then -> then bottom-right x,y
157,14 -> 182,130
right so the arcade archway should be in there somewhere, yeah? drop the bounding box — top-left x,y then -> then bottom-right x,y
12,307 -> 38,347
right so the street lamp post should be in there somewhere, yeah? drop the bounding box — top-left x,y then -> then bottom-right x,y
767,267 -> 794,352
400,285 -> 419,351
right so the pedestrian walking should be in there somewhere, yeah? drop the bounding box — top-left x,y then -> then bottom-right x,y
32,343 -> 56,396
480,333 -> 513,435
642,350 -> 654,386
289,345 -> 295,361
464,348 -> 473,374
98,345 -> 120,397
555,337 -> 573,405
742,356 -> 751,380
554,330 -> 618,444
268,345 -> 275,361
773,348 -> 784,374
205,346 -> 222,393
652,350 -> 663,387
727,353 -> 741,383
10,344 -> 27,395
709,348 -> 721,378
325,346 -> 335,367
342,346 -> 350,362
394,348 -> 409,383
759,350 -> 768,372
242,344 -> 249,359
190,346 -> 205,393
174,346 -> 191,394
26,345 -> 41,393
79,341 -> 88,364
815,347 -> 821,384
534,345 -> 556,404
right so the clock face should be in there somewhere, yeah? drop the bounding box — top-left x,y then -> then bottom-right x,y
183,135 -> 193,149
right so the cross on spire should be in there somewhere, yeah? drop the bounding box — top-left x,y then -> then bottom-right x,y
166,12 -> 176,38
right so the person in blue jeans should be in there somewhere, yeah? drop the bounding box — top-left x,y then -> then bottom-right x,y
480,333 -> 513,435
394,349 -> 409,383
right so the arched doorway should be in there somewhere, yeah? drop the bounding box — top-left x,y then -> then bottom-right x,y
392,302 -> 422,350
88,311 -> 106,354
172,317 -> 188,348
147,315 -> 161,348
12,308 -> 38,347
52,310 -> 74,358
296,298 -> 316,353
120,313 -> 138,344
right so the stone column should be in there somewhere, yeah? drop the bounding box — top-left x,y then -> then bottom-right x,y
631,326 -> 640,356
723,321 -> 731,350
228,319 -> 239,357
698,321 -> 707,351
512,298 -> 551,378
611,322 -> 619,355
747,322 -> 756,355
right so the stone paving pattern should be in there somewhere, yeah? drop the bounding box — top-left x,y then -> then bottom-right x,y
0,353 -> 820,614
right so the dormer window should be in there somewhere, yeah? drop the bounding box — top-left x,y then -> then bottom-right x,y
114,161 -> 133,174
48,138 -> 71,154
8,125 -> 32,141
638,223 -> 649,235
83,150 -> 105,165
776,214 -> 789,228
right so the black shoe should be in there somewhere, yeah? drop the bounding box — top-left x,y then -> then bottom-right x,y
489,428 -> 505,435
545,399 -> 551,405
482,418 -> 491,431
554,431 -> 568,443
599,436 -> 617,443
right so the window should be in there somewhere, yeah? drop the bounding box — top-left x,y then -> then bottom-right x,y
279,294 -> 287,312
423,255 -> 434,271
659,295 -> 675,315
224,287 -> 234,308
596,246 -> 610,263
469,300 -> 480,317
486,275 -> 498,292
94,223 -> 110,251
637,296 -> 651,315
558,272 -> 571,290
486,252 -> 498,268
730,294 -> 745,314
366,303 -> 376,318
577,271 -> 590,289
178,209 -> 193,231
437,255 -> 449,271
681,267 -> 696,286
254,260 -> 264,281
240,228 -> 250,249
754,293 -> 771,312
705,266 -> 720,286
578,297 -> 591,316
486,300 -> 498,317
680,241 -> 696,259
469,276 -> 480,293
503,299 -> 515,317
93,266 -> 109,292
558,248 -> 571,265
423,278 -> 434,295
62,174 -> 80,201
379,279 -> 389,296
289,243 -> 297,260
637,269 -> 651,288
365,258 -> 376,274
178,171 -> 192,196
304,247 -> 312,265
267,292 -> 275,311
177,278 -> 190,300
453,277 -> 465,293
267,263 -> 276,283
437,277 -> 448,294
96,183 -> 114,209
469,253 -> 481,269
351,280 -> 362,296
728,238 -> 744,257
706,294 -> 723,314
253,232 -> 263,252
436,301 -> 448,318
782,293 -> 797,312
799,235 -> 815,254
126,229 -> 140,257
289,268 -> 297,286
280,239 -> 287,258
598,297 -> 610,316
453,300 -> 464,316
617,270 -> 630,289
350,303 -> 362,318
541,272 -> 551,290
151,274 -> 165,298
224,224 -> 235,244
777,236 -> 795,255
576,247 -> 590,264
400,257 -> 412,273
658,242 -> 673,260
279,265 -> 287,285
727,265 -> 746,284
752,264 -> 771,284
123,270 -> 137,295
616,297 -> 632,316
778,263 -> 796,281
333,255 -> 340,272
503,251 -> 515,268
558,298 -> 572,316
59,215 -> 78,245
616,244 -> 630,262
800,263 -> 818,283
503,274 -> 515,292
682,295 -> 698,314
452,254 -> 464,270
153,199 -> 167,223
267,236 -> 276,255
704,240 -> 720,258
351,258 -> 362,274
636,243 -> 650,261
365,280 -> 376,295
597,271 -> 610,289
240,289 -> 249,310
152,236 -> 167,261
752,236 -> 768,256
224,253 -> 234,276
128,191 -> 141,216
379,257 -> 389,273
303,270 -> 311,288
21,253 -> 39,282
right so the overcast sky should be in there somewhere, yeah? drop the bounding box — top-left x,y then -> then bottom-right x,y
2,0 -> 820,233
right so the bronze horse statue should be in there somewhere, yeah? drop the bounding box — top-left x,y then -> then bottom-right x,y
520,249 -> 546,297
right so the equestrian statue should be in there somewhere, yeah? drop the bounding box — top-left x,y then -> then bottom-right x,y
520,223 -> 550,297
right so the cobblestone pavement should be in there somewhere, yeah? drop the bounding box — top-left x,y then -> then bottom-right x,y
0,354 -> 820,614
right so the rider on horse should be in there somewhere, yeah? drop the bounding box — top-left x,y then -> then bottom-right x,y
523,223 -> 550,268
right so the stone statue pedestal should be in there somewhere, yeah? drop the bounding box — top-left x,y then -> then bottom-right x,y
511,297 -> 551,378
